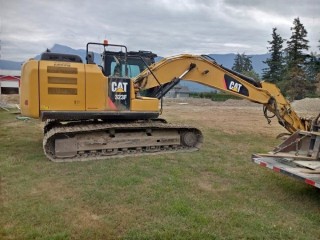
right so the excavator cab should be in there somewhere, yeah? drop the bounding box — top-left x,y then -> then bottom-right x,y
86,42 -> 157,78
101,50 -> 157,78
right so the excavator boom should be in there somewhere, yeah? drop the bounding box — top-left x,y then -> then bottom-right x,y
134,54 -> 311,133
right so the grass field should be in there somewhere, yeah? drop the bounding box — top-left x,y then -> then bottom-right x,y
1,109 -> 320,239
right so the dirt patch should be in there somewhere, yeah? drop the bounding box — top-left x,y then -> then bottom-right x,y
291,98 -> 320,116
162,97 -> 320,136
0,94 -> 20,109
162,98 -> 280,136
29,179 -> 76,201
164,97 -> 320,113
0,94 -> 19,104
163,98 -> 259,108
68,207 -> 104,230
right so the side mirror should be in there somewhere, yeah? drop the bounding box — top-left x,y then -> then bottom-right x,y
87,52 -> 95,64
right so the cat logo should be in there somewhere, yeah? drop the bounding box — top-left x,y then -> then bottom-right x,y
111,82 -> 128,93
224,75 -> 249,96
229,81 -> 242,93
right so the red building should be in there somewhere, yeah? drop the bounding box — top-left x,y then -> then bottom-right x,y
0,70 -> 20,94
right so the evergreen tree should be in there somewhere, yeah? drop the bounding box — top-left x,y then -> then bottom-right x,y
283,17 -> 313,100
314,40 -> 320,94
232,53 -> 253,73
262,28 -> 285,83
242,70 -> 260,81
305,52 -> 320,82
285,17 -> 309,66
232,53 -> 243,73
243,56 -> 253,72
318,40 -> 320,83
283,66 -> 315,100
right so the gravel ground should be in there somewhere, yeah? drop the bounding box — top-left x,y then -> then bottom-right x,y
164,97 -> 320,113
0,94 -> 20,109
0,94 -> 19,104
291,98 -> 320,113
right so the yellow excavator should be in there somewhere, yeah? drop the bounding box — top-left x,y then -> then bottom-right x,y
20,41 -> 320,187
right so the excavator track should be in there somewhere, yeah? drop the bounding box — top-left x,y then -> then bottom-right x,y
43,120 -> 203,162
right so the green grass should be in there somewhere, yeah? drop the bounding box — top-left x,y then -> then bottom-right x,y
1,110 -> 320,239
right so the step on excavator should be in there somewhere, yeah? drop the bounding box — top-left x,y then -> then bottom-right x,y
20,41 -> 320,188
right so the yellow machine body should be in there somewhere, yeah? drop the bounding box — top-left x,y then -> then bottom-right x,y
20,59 -> 159,121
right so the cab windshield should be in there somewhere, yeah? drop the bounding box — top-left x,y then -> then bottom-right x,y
102,52 -> 155,78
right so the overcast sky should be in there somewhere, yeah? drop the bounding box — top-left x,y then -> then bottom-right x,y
0,0 -> 319,61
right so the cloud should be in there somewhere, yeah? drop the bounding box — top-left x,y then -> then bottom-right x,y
225,0 -> 320,18
224,43 -> 251,48
0,0 -> 319,61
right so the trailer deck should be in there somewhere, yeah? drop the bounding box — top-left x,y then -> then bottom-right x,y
252,154 -> 320,189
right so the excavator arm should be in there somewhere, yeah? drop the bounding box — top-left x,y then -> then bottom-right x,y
134,54 -> 311,133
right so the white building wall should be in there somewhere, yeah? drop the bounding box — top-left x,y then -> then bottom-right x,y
1,81 -> 19,88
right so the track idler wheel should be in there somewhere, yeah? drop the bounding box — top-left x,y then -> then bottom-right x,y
181,130 -> 201,147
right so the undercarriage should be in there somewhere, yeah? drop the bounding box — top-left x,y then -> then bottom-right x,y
43,120 -> 203,162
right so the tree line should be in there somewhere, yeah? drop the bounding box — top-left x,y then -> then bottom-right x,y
231,17 -> 320,100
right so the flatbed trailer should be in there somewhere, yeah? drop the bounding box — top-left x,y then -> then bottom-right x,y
252,154 -> 320,189
251,127 -> 320,189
